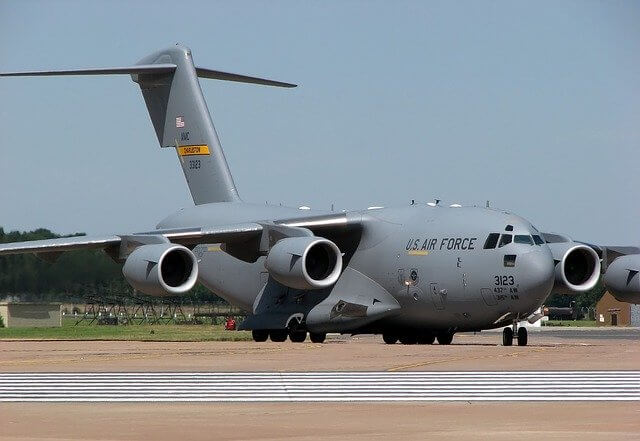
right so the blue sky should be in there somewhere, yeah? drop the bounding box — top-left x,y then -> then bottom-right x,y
0,1 -> 638,244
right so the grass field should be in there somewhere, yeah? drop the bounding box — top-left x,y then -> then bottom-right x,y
0,318 -> 252,341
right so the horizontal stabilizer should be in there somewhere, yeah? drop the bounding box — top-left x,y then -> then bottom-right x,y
195,67 -> 296,88
0,65 -> 296,87
0,64 -> 177,77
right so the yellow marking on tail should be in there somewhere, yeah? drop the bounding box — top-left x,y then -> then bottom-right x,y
178,145 -> 210,156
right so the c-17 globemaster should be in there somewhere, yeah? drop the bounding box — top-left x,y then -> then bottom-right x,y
1,45 -> 635,346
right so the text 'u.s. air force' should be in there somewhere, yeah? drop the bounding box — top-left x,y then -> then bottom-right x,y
406,237 -> 478,252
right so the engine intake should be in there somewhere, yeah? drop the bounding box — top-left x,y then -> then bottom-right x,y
547,243 -> 601,293
122,243 -> 198,296
265,237 -> 343,290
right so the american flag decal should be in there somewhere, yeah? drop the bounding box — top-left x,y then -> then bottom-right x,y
176,116 -> 185,128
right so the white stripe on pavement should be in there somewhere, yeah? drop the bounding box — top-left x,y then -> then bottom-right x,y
1,371 -> 638,402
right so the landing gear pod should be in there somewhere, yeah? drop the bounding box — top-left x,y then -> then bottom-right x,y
547,243 -> 601,293
122,244 -> 198,296
265,237 -> 343,290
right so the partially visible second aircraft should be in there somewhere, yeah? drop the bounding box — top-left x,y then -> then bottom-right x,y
603,251 -> 640,304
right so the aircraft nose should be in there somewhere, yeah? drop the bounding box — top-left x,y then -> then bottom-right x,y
517,248 -> 555,305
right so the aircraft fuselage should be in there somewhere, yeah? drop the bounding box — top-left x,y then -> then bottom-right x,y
158,202 -> 555,334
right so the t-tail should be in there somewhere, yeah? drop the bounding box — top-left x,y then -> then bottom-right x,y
0,44 -> 296,205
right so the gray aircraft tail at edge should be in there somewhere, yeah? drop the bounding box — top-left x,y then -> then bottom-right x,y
0,44 -> 296,205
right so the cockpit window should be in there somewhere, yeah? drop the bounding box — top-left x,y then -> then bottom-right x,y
532,234 -> 545,245
514,235 -> 534,245
483,233 -> 500,249
505,225 -> 514,231
498,234 -> 512,247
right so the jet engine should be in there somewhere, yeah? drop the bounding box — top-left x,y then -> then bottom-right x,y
604,254 -> 640,303
265,237 -> 343,290
547,242 -> 601,293
122,243 -> 198,296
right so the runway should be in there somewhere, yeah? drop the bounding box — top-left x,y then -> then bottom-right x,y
2,371 -> 639,402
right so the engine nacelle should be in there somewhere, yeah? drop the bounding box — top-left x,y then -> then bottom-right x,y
265,237 -> 342,290
547,242 -> 601,293
122,243 -> 198,296
604,254 -> 640,303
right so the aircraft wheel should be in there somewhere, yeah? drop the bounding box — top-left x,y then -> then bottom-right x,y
436,332 -> 453,345
399,334 -> 418,345
269,330 -> 288,342
309,332 -> 326,343
417,333 -> 435,345
289,330 -> 307,343
502,327 -> 513,346
517,327 -> 528,346
382,333 -> 398,345
252,330 -> 269,342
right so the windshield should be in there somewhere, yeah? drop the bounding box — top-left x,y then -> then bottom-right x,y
498,234 -> 512,247
483,233 -> 500,249
514,235 -> 534,245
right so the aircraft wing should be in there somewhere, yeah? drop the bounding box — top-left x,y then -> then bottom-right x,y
0,213 -> 360,262
541,232 -> 640,269
0,235 -> 122,256
0,223 -> 264,261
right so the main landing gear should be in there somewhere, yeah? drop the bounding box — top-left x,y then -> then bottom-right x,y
502,323 -> 528,346
383,331 -> 453,345
251,329 -> 327,344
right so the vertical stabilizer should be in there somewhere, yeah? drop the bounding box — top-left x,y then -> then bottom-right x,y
132,45 -> 239,204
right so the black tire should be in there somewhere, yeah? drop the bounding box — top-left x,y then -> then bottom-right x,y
289,330 -> 307,343
252,329 -> 269,342
502,327 -> 513,346
309,332 -> 326,343
399,334 -> 418,345
269,329 -> 288,342
436,332 -> 453,345
417,333 -> 435,345
517,327 -> 528,346
382,333 -> 398,345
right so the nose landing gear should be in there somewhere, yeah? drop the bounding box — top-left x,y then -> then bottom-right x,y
502,323 -> 528,346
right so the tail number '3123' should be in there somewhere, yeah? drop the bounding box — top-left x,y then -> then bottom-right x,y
495,275 -> 515,286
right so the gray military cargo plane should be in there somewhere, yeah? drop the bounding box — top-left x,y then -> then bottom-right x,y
0,45 -> 629,345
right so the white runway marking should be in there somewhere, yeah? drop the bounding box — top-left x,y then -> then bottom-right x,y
1,371 -> 639,402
